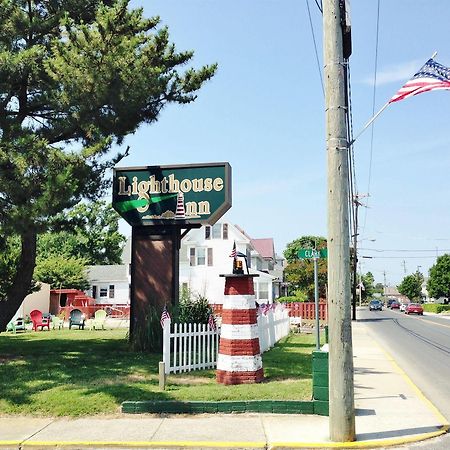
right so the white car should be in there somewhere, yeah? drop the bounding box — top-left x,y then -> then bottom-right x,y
399,303 -> 408,312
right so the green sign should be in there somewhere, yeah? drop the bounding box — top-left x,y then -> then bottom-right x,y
298,248 -> 328,259
112,163 -> 232,226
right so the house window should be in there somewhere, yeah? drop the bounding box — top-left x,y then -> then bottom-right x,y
208,248 -> 213,266
109,285 -> 115,299
92,286 -> 97,299
190,247 -> 207,266
100,288 -> 108,298
223,223 -> 228,240
212,223 -> 222,239
197,247 -> 206,265
205,223 -> 228,239
258,283 -> 269,300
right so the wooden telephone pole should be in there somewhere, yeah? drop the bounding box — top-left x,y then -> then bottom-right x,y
323,0 -> 356,442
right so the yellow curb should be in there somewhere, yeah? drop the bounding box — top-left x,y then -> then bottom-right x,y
270,425 -> 448,448
17,440 -> 267,448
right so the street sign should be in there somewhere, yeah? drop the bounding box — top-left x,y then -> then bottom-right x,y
297,248 -> 328,259
112,162 -> 231,226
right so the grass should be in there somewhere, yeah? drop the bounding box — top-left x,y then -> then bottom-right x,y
0,328 -> 319,417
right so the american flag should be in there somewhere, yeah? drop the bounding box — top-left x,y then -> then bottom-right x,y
229,241 -> 237,258
389,58 -> 450,103
208,314 -> 217,331
160,306 -> 171,328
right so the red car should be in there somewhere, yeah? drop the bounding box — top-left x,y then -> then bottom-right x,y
405,303 -> 424,315
390,301 -> 400,309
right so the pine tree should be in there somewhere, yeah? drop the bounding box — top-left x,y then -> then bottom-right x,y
0,0 -> 217,330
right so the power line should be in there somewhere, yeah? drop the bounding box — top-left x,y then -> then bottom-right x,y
305,0 -> 324,96
362,0 -> 381,232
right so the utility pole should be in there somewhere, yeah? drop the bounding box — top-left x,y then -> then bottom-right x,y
323,0 -> 355,442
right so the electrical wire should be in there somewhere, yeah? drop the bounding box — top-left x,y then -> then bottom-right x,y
362,0 -> 381,232
305,0 -> 324,97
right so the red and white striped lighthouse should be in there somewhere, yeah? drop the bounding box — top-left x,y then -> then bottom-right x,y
216,274 -> 264,384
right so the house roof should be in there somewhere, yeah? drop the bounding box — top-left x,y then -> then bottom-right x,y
87,265 -> 129,283
251,238 -> 275,259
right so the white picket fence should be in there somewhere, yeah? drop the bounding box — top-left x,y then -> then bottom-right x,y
162,321 -> 220,374
162,306 -> 290,374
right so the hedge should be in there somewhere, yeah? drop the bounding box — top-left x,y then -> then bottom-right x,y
422,304 -> 450,314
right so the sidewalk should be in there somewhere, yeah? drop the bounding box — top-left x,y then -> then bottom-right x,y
0,320 -> 448,450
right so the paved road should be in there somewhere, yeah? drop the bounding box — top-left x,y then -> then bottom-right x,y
357,307 -> 450,449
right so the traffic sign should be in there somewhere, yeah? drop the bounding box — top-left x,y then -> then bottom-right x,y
297,248 -> 328,259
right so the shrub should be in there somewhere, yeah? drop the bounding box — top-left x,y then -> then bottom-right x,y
422,304 -> 450,314
276,296 -> 300,303
175,287 -> 212,324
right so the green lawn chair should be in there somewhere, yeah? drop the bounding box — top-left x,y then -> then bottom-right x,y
88,309 -> 107,330
52,315 -> 64,330
7,317 -> 26,333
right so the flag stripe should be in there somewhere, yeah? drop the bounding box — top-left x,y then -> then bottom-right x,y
389,58 -> 450,103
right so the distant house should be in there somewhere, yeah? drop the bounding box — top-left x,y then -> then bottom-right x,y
87,265 -> 130,306
384,286 -> 408,303
86,223 -> 284,307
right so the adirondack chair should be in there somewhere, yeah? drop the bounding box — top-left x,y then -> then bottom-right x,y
6,317 -> 26,333
69,309 -> 86,330
51,315 -> 64,330
30,310 -> 51,331
87,309 -> 107,330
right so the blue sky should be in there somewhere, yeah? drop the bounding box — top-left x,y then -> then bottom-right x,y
118,0 -> 450,286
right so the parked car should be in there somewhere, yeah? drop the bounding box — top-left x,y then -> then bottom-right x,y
390,301 -> 400,309
405,303 -> 424,315
369,300 -> 383,311
387,299 -> 396,308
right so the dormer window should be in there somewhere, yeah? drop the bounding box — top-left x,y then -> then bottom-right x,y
205,223 -> 228,240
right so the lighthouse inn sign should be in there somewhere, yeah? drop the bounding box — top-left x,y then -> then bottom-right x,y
112,162 -> 232,226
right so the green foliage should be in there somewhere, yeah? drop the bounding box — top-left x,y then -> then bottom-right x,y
0,0 -> 216,315
283,236 -> 327,301
176,287 -> 212,324
427,254 -> 450,299
277,292 -> 308,303
422,303 -> 450,314
129,304 -> 164,352
283,236 -> 327,264
359,272 -> 376,302
34,255 -> 90,290
38,200 -> 126,265
398,274 -> 423,301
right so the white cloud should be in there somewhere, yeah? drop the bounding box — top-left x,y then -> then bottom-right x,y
361,59 -> 424,86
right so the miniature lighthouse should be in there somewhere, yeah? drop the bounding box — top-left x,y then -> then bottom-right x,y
216,249 -> 263,384
175,191 -> 186,219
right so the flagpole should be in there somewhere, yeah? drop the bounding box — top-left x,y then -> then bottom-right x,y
349,51 -> 438,146
349,101 -> 390,146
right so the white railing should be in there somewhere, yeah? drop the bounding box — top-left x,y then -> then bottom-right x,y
162,306 -> 291,374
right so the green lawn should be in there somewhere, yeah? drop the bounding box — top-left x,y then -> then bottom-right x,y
0,328 -> 318,416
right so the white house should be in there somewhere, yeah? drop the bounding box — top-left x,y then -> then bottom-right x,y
87,264 -> 130,306
86,223 -> 284,307
179,222 -> 283,305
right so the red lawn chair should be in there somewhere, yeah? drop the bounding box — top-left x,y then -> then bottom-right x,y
30,309 -> 51,331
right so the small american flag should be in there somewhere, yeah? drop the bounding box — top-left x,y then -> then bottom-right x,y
160,306 -> 171,328
229,241 -> 237,258
208,314 -> 217,331
262,303 -> 270,315
389,58 -> 450,103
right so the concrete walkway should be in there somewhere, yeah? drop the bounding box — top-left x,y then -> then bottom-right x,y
0,320 -> 448,449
